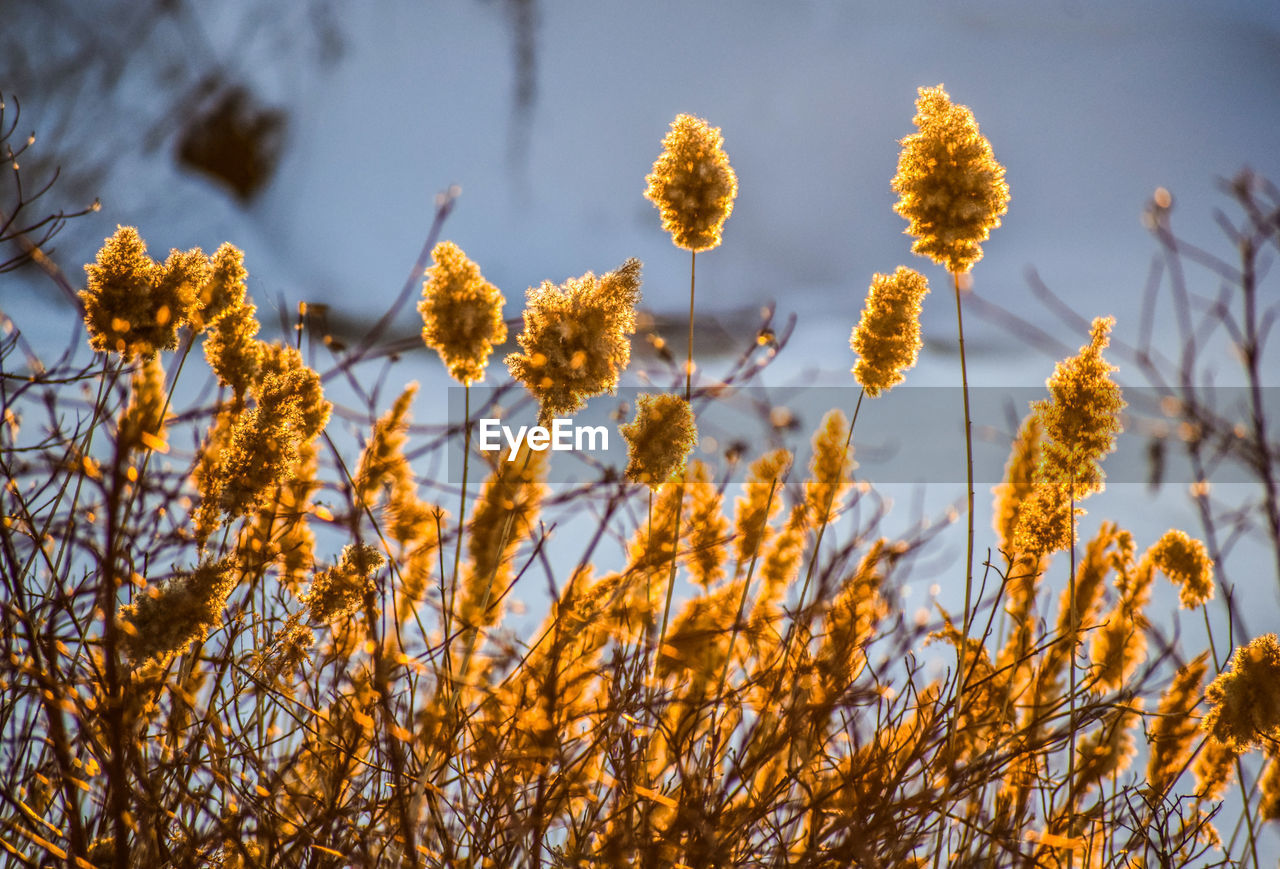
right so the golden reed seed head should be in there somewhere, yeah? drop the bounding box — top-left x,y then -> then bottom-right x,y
419,241 -> 507,385
1011,481 -> 1076,557
620,393 -> 697,488
1035,316 -> 1126,500
1259,752 -> 1280,824
203,299 -> 262,403
1011,318 -> 1123,556
1195,737 -> 1237,801
645,114 -> 738,252
303,543 -> 385,623
1146,652 -> 1209,796
118,557 -> 238,664
354,383 -> 418,507
1261,750 -> 1280,823
804,409 -> 854,527
850,266 -> 930,397
1202,633 -> 1280,752
461,445 -> 548,630
117,355 -> 167,453
685,460 -> 729,588
255,343 -> 331,441
1074,700 -> 1142,798
213,405 -> 303,521
508,258 -> 642,422
1148,528 -> 1214,609
992,413 -> 1042,553
733,448 -> 792,571
188,242 -> 247,333
80,226 -> 209,358
755,504 -> 807,614
892,85 -> 1009,275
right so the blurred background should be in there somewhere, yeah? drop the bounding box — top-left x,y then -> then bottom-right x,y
4,0 -> 1278,368
4,3 -> 1280,852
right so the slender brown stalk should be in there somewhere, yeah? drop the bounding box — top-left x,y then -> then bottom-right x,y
686,249 -> 697,400
446,382 -> 471,694
953,271 -> 976,643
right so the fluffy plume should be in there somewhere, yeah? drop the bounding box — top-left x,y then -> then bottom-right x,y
203,298 -> 262,404
1015,317 -> 1124,554
189,242 -> 247,332
645,114 -> 738,251
1034,316 -> 1126,500
685,460 -> 729,588
850,266 -> 930,396
1146,653 -> 1209,796
1194,737 -> 1237,802
303,544 -> 385,623
1149,528 -> 1215,609
255,343 -> 331,440
1202,633 -> 1280,752
458,446 -> 548,630
117,355 -> 167,453
81,226 -> 208,358
1091,555 -> 1154,692
419,241 -> 507,384
507,259 -> 642,422
620,393 -> 697,488
803,409 -> 854,527
1074,700 -> 1143,798
992,413 -> 1042,554
891,85 -> 1009,274
733,449 -> 791,573
118,558 -> 239,664
354,384 -> 418,508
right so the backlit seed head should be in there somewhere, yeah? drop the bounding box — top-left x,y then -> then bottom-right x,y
645,114 -> 738,252
419,241 -> 507,384
1148,528 -> 1214,609
189,242 -> 248,332
507,259 -> 642,422
118,558 -> 239,664
203,300 -> 262,404
303,543 -> 386,623
850,266 -> 930,397
892,85 -> 1009,274
620,393 -> 697,488
118,355 -> 167,453
255,343 -> 331,441
992,413 -> 1043,553
81,226 -> 207,358
1202,633 -> 1280,752
1035,316 -> 1125,501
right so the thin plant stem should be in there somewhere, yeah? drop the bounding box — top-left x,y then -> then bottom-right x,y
652,478 -> 686,694
650,243 -> 698,706
686,249 -> 696,400
446,382 -> 471,693
1066,487 -> 1078,869
953,270 -> 976,642
932,270 -> 977,869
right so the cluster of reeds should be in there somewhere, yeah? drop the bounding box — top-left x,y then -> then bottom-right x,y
2,87 -> 1279,868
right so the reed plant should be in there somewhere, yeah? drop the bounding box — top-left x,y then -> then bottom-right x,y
2,87 -> 1279,868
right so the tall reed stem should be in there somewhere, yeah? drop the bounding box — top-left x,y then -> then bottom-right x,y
1067,488 -> 1078,869
652,245 -> 699,701
686,249 -> 696,400
446,383 -> 471,695
953,271 -> 975,642
933,271 -> 977,869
